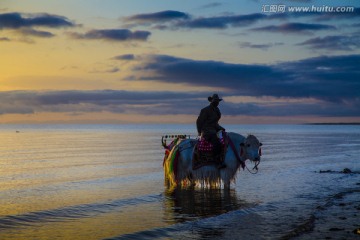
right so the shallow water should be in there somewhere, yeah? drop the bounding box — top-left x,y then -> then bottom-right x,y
0,124 -> 359,239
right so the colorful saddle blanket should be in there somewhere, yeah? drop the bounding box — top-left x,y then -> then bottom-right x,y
197,137 -> 225,152
192,137 -> 227,170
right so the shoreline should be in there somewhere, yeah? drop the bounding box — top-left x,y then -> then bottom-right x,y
302,186 -> 360,239
281,173 -> 360,239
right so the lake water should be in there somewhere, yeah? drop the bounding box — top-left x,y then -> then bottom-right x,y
0,124 -> 359,239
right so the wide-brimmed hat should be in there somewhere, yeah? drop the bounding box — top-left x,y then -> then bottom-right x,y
208,93 -> 223,102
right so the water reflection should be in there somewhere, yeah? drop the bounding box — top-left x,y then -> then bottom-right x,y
163,188 -> 249,224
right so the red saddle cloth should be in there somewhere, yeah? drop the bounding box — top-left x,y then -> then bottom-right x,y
197,137 -> 225,152
192,137 -> 226,170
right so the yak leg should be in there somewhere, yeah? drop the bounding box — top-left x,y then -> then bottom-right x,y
223,180 -> 230,189
182,173 -> 195,188
188,173 -> 196,187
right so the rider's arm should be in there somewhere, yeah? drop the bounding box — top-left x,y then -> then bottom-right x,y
196,109 -> 206,135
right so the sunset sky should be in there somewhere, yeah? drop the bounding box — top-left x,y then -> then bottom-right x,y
1,0 -> 359,124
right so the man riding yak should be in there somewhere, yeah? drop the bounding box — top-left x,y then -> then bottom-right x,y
162,93 -> 262,188
196,93 -> 226,169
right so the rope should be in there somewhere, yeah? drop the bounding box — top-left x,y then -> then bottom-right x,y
245,159 -> 260,174
226,134 -> 246,169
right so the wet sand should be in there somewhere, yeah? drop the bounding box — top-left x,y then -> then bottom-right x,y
306,185 -> 360,239
282,173 -> 360,240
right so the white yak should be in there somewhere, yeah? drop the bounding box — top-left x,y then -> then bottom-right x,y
163,132 -> 262,189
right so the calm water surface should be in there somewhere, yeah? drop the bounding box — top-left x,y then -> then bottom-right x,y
0,124 -> 359,239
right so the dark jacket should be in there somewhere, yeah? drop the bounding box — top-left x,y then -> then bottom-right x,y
196,104 -> 225,136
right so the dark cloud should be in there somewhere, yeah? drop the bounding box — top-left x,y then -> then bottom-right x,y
199,2 -> 223,9
19,28 -> 55,38
130,54 -> 360,103
123,11 -> 267,29
297,34 -> 360,51
121,8 -> 359,31
239,41 -> 284,50
175,16 -> 226,29
0,90 -> 205,115
133,55 -> 288,89
124,10 -> 190,23
0,12 -> 75,29
264,55 -> 360,102
34,90 -> 201,106
251,22 -> 336,34
0,91 -> 38,114
69,29 -> 151,41
112,54 -> 136,60
221,100 -> 360,117
0,12 -> 74,42
278,54 -> 360,96
177,13 -> 267,29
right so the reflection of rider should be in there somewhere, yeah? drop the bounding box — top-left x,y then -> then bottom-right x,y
196,94 -> 226,168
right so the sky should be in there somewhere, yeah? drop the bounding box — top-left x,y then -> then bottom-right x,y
0,0 -> 359,124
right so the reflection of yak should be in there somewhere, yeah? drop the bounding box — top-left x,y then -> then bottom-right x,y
163,132 -> 262,189
163,188 -> 249,224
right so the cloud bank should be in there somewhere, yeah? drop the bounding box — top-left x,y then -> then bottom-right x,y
1,88 -> 358,118
176,13 -> 267,29
69,29 -> 151,41
0,12 -> 75,29
298,34 -> 360,51
124,10 -> 190,23
0,12 -> 75,41
1,53 -> 349,119
129,54 -> 360,103
239,41 -> 284,50
122,8 -> 359,30
251,23 -> 336,34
